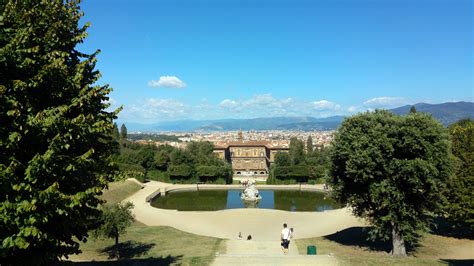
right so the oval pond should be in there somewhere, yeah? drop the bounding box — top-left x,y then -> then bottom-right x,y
150,189 -> 341,212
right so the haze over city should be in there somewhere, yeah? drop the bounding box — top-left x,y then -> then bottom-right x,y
79,0 -> 473,124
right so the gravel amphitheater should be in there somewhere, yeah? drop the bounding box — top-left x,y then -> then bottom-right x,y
124,180 -> 366,265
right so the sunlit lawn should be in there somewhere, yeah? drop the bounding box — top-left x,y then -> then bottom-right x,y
67,224 -> 224,265
100,179 -> 142,204
62,180 -> 224,265
295,227 -> 474,266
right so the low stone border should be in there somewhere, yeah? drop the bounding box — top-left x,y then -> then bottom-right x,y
146,183 -> 327,202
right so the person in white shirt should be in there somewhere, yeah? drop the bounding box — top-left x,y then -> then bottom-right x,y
280,223 -> 291,255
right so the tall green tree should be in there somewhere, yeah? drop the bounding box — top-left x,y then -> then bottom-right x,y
120,123 -> 127,140
444,119 -> 474,232
289,137 -> 305,165
93,202 -> 134,246
274,152 -> 291,167
306,136 -> 314,154
112,122 -> 120,141
330,110 -> 451,256
409,105 -> 417,114
0,0 -> 118,263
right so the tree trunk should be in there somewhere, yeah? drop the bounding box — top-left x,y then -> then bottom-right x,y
115,234 -> 119,246
391,224 -> 407,256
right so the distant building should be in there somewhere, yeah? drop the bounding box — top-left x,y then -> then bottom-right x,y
214,131 -> 289,180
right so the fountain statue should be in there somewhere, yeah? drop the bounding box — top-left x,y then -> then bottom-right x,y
240,179 -> 262,207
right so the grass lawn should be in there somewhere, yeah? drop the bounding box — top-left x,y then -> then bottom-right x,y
295,227 -> 474,265
62,180 -> 225,265
101,179 -> 142,204
67,224 -> 224,265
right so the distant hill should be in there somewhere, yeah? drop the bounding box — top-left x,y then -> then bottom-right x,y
122,101 -> 473,132
389,101 -> 474,126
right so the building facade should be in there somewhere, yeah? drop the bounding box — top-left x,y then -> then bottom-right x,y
213,132 -> 289,180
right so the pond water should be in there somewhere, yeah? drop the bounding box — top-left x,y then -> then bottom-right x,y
150,189 -> 341,212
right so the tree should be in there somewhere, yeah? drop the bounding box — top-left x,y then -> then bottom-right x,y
306,136 -> 314,154
0,0 -> 118,263
154,150 -> 170,171
444,119 -> 474,232
409,106 -> 417,114
289,137 -> 305,165
120,123 -> 128,140
330,110 -> 451,256
274,152 -> 291,167
170,149 -> 194,165
94,202 -> 134,245
112,122 -> 120,141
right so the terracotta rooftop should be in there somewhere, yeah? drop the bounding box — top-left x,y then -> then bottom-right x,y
214,140 -> 288,149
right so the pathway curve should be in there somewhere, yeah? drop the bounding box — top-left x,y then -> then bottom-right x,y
124,180 -> 366,240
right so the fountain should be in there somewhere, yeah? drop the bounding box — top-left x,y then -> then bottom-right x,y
240,178 -> 262,207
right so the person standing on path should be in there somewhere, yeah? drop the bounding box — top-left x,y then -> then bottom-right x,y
281,223 -> 291,255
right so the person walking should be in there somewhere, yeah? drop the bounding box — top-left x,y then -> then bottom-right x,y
280,223 -> 292,255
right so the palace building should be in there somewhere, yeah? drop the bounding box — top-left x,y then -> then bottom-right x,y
213,131 -> 289,180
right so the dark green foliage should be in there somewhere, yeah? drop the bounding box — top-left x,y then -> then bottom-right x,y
112,162 -> 145,181
330,110 -> 451,255
154,150 -> 170,171
0,0 -> 118,263
137,145 -> 156,170
146,169 -> 169,182
127,133 -> 184,142
289,137 -> 305,165
444,119 -> 474,232
170,148 -> 194,165
187,141 -> 214,158
274,152 -> 291,166
306,136 -> 314,153
112,122 -> 120,141
120,123 -> 128,140
168,164 -> 193,180
111,141 -> 232,184
94,202 -> 134,245
196,165 -> 232,184
409,106 -> 417,114
273,165 -> 309,182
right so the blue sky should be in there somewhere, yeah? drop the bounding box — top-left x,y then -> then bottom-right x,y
79,0 -> 473,123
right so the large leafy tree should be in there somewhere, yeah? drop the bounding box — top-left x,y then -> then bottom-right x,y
0,0 -> 118,263
444,119 -> 474,232
330,110 -> 451,256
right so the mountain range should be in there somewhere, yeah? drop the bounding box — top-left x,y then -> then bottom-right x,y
123,101 -> 473,132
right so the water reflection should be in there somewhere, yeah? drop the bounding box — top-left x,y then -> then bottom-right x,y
151,189 -> 340,212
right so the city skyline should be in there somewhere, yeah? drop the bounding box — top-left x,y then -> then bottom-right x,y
80,0 -> 473,123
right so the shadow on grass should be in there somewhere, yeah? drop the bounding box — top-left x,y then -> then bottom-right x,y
99,241 -> 156,259
57,255 -> 182,266
440,259 -> 474,266
324,226 -> 393,253
430,217 -> 474,240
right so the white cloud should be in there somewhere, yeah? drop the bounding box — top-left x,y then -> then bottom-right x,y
347,105 -> 362,113
121,98 -> 189,121
219,99 -> 240,109
119,94 -> 417,123
311,100 -> 341,111
148,75 -> 186,88
363,97 -> 409,108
